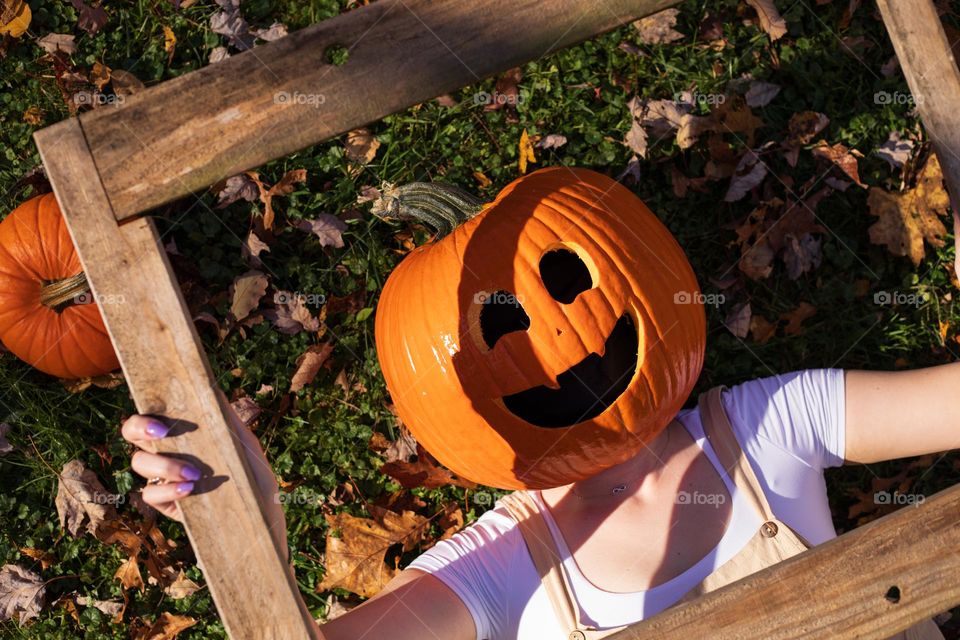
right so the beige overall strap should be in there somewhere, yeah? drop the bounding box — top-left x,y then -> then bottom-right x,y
697,386 -> 777,521
499,491 -> 582,633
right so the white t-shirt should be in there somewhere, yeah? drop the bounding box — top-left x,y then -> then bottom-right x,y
407,368 -> 847,639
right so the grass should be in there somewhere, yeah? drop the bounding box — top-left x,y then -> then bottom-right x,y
2,0 -> 960,636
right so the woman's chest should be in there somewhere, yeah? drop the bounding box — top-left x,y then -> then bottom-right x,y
548,452 -> 735,593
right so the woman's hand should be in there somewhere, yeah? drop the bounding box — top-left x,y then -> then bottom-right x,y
121,391 -> 289,556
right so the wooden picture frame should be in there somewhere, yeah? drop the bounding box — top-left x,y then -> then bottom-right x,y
30,0 -> 960,637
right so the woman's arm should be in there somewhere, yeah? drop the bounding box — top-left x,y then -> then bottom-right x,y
844,361 -> 960,463
318,569 -> 475,639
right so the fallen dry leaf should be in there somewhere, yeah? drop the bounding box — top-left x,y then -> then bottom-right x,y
241,231 -> 270,266
868,154 -> 950,266
22,107 -> 42,125
114,555 -> 144,593
69,0 -> 107,35
163,570 -> 200,600
229,270 -> 268,322
163,25 -> 176,64
133,611 -> 197,640
230,397 -> 261,428
56,460 -> 117,537
723,302 -> 751,339
875,131 -> 915,169
345,128 -> 381,166
110,69 -> 144,95
295,214 -> 347,248
780,302 -> 817,336
379,444 -> 478,490
37,33 -> 77,55
317,508 -> 429,598
811,141 -> 865,187
265,291 -> 321,335
76,595 -> 123,616
749,315 -> 777,343
216,174 -> 260,208
746,0 -> 788,40
536,134 -> 568,150
18,548 -> 54,571
745,80 -> 781,107
0,423 -> 12,455
518,128 -> 536,174
0,0 -> 29,38
725,149 -> 768,202
0,564 -> 44,625
290,342 -> 334,392
633,8 -> 684,44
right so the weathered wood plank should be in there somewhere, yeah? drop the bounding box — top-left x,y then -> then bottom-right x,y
34,119 -> 318,639
609,482 -> 960,639
876,0 -> 960,275
76,0 -> 679,220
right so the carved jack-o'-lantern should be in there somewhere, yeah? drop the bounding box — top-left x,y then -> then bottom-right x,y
374,168 -> 705,490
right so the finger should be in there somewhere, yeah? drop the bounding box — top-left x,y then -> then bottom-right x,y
142,483 -> 194,521
122,414 -> 171,448
131,451 -> 202,484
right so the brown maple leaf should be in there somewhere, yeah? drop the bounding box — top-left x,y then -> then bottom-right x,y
317,508 -> 429,598
867,154 -> 951,266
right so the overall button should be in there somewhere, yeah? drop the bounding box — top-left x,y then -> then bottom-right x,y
569,631 -> 587,640
760,521 -> 779,537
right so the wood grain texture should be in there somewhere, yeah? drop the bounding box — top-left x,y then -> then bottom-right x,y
609,482 -> 960,639
34,119 -> 318,640
877,0 -> 960,275
76,0 -> 679,220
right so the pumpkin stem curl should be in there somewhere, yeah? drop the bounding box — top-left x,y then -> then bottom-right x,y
39,272 -> 91,312
371,182 -> 485,239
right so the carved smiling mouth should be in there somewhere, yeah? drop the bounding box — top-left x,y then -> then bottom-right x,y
503,314 -> 638,428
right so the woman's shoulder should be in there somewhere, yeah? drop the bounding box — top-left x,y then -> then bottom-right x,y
716,368 -> 847,470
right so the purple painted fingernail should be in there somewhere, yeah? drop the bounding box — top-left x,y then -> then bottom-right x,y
145,420 -> 170,439
176,482 -> 194,495
180,465 -> 201,482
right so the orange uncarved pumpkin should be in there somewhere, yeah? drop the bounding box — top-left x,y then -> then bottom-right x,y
375,167 -> 706,490
0,194 -> 119,379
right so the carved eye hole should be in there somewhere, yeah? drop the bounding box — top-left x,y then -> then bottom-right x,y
479,290 -> 530,349
540,247 -> 594,303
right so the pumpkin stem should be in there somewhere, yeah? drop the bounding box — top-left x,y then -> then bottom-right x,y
39,272 -> 90,312
371,182 -> 485,238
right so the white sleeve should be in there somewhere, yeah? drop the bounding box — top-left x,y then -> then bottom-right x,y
722,368 -> 847,470
406,505 -> 520,639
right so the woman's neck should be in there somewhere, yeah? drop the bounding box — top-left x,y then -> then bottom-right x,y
566,422 -> 677,501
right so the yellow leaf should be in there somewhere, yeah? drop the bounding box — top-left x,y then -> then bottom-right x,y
939,321 -> 949,342
518,128 -> 536,175
22,106 -> 42,125
473,170 -> 491,188
0,1 -> 31,38
163,25 -> 176,63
